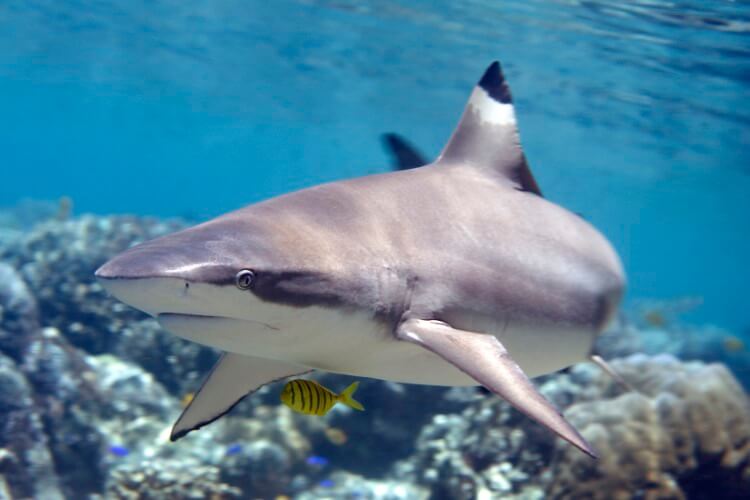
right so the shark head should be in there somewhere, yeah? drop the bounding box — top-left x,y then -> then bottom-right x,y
96,217 -> 260,331
96,220 -> 241,315
95,210 -> 360,355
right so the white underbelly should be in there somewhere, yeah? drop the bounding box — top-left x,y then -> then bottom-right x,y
159,306 -> 595,386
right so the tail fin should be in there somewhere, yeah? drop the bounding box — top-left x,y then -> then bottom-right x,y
338,382 -> 364,411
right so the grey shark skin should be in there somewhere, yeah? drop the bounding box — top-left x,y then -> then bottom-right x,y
96,61 -> 624,457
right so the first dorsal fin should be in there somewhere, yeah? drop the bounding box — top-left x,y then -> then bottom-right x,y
438,61 -> 542,196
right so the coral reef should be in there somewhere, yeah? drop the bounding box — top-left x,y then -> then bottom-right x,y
0,262 -> 65,498
549,354 -> 750,499
0,215 -> 218,395
1,209 -> 749,498
0,352 -> 63,499
0,263 -> 39,361
311,374 -> 471,476
598,319 -> 750,390
0,215 -> 180,353
392,399 -> 548,499
296,471 -> 429,500
390,355 -> 750,500
104,462 -> 242,499
0,213 -> 326,498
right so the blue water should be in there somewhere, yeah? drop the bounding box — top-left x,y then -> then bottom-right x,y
1,0 -> 748,331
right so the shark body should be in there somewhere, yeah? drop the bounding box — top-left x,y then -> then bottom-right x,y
96,62 -> 624,456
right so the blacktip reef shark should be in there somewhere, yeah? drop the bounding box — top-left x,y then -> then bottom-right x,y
96,61 -> 624,457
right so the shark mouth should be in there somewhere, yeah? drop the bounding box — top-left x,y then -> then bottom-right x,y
156,313 -> 288,366
157,313 -> 281,354
158,313 -> 279,332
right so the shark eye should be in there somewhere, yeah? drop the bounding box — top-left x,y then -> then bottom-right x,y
235,269 -> 256,290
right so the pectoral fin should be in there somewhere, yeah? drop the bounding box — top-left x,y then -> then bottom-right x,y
171,353 -> 310,441
396,318 -> 596,458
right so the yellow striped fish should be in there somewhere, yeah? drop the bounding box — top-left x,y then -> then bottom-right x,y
280,379 -> 364,416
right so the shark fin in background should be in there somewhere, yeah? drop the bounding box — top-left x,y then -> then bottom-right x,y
397,318 -> 596,458
381,133 -> 428,170
438,61 -> 542,196
171,353 -> 310,441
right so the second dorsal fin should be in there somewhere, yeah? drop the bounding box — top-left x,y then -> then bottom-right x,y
438,61 -> 542,196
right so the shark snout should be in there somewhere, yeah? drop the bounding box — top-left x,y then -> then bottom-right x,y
95,248 -> 165,281
95,238 -> 238,315
95,246 -> 181,314
96,238 -> 231,282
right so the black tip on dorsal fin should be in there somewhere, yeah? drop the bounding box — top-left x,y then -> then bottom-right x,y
478,61 -> 512,104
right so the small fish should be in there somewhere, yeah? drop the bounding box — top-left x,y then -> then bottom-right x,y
643,309 -> 667,327
324,427 -> 348,446
226,443 -> 243,456
723,335 -> 746,353
306,455 -> 329,467
318,479 -> 335,488
181,392 -> 195,407
108,444 -> 129,457
281,380 -> 364,416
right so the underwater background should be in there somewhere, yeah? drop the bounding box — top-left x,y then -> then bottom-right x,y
0,0 -> 749,498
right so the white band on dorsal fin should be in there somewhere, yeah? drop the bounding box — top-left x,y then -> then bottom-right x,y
468,86 -> 517,126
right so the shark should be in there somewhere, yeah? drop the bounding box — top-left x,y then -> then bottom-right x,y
96,61 -> 625,457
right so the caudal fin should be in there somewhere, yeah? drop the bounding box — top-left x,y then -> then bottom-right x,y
338,382 -> 365,411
